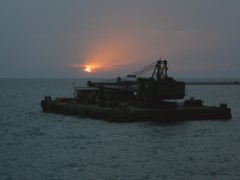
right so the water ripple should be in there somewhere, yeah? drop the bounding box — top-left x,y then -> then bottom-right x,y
0,79 -> 240,179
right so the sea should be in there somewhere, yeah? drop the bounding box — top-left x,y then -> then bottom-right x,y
0,79 -> 240,180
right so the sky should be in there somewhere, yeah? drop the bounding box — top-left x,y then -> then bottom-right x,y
0,0 -> 240,78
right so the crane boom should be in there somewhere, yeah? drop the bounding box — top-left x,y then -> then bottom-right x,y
127,58 -> 168,80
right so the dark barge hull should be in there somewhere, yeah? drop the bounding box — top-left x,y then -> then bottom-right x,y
41,99 -> 231,122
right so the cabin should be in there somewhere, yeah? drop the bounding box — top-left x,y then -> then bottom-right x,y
75,87 -> 100,103
137,77 -> 185,101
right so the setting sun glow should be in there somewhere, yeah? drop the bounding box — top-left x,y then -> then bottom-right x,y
84,66 -> 92,72
68,33 -> 152,75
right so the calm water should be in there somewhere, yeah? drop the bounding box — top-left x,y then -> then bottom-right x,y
0,79 -> 240,180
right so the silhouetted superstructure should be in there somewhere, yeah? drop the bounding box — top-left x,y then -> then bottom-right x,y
85,59 -> 185,106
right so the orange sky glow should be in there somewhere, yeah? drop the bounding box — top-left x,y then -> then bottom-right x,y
1,1 -> 240,78
68,30 -> 155,75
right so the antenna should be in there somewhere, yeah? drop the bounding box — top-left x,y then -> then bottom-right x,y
73,74 -> 76,98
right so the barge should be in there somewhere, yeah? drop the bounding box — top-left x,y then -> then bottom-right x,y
41,59 -> 231,122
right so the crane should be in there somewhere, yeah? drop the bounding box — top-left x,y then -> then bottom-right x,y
127,58 -> 168,80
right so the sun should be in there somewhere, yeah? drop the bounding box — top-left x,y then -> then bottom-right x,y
84,65 -> 93,72
85,68 -> 91,72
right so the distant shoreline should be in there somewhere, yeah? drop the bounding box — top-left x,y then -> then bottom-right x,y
185,82 -> 240,85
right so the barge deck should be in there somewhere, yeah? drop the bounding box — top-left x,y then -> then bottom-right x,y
41,99 -> 231,122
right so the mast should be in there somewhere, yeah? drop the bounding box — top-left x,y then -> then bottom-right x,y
73,74 -> 76,98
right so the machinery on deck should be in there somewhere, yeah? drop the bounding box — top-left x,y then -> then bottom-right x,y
75,59 -> 185,107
